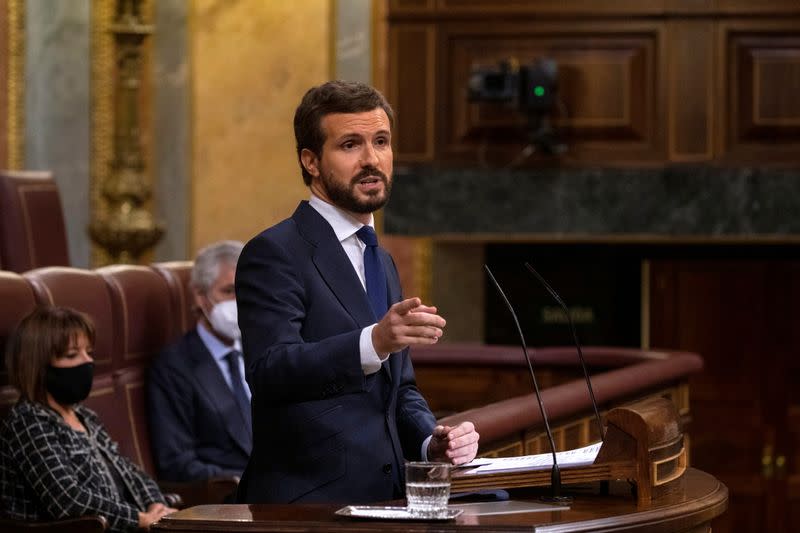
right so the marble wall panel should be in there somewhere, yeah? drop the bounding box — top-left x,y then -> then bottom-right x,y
385,165 -> 800,237
153,0 -> 190,261
24,0 -> 90,267
191,0 -> 331,252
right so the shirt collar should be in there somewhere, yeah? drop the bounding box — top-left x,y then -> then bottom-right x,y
309,193 -> 374,242
197,322 -> 240,361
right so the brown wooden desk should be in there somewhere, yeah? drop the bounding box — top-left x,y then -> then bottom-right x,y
153,468 -> 727,533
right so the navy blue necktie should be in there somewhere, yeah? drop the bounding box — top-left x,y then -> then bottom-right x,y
356,225 -> 389,320
225,350 -> 252,430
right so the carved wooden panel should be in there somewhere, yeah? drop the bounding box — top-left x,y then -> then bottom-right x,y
438,1 -> 663,15
438,21 -> 664,163
721,21 -> 800,161
388,24 -> 436,161
649,257 -> 800,533
385,2 -> 800,167
391,1 -> 800,17
389,0 -> 435,13
667,20 -> 713,161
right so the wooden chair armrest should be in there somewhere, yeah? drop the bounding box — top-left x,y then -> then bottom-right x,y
0,515 -> 108,532
159,475 -> 240,507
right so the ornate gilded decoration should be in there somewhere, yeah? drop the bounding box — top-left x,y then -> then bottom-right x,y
6,0 -> 25,169
90,0 -> 162,264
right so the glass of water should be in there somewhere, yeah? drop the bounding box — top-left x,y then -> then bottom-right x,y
405,461 -> 451,518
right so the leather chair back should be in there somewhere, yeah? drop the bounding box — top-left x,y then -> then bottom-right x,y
0,271 -> 37,386
97,265 -> 175,371
0,271 -> 36,416
96,265 -> 178,475
0,170 -> 70,272
23,267 -> 116,374
150,261 -> 196,337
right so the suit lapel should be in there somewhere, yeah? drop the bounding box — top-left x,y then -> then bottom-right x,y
293,202 -> 376,329
189,332 -> 252,453
293,202 -> 402,386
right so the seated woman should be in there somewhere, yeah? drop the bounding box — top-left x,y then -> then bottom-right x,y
0,306 -> 178,531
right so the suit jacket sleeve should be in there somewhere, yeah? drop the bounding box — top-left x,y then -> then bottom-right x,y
236,230 -> 368,403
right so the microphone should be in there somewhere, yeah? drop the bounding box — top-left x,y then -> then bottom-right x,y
484,265 -> 571,504
524,262 -> 605,442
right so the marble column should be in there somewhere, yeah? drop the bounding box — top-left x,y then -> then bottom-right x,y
24,0 -> 91,267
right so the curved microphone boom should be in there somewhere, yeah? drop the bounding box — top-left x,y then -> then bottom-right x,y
484,265 -> 571,504
524,262 -> 605,442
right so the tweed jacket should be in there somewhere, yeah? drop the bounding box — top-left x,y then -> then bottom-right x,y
0,400 -> 165,532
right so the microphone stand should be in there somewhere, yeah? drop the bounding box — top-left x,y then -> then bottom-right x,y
524,262 -> 605,442
485,265 -> 572,504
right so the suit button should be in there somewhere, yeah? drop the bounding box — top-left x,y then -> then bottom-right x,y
382,463 -> 392,475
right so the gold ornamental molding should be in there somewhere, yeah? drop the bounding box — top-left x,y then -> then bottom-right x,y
90,0 -> 114,266
6,0 -> 25,169
90,0 -> 162,265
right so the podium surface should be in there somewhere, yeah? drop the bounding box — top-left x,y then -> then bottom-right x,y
153,468 -> 727,533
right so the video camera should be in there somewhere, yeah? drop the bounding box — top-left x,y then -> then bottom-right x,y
468,58 -> 558,114
467,58 -> 564,156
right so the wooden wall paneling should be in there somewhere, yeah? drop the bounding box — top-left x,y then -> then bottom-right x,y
390,1 -> 800,18
667,19 -> 714,162
718,19 -> 800,163
415,1 -> 667,17
772,260 -> 800,532
648,259 -> 785,533
709,0 -> 800,16
788,263 -> 800,532
439,21 -> 665,164
648,261 -> 678,348
664,0 -> 715,15
389,0 -> 436,14
388,23 -> 436,161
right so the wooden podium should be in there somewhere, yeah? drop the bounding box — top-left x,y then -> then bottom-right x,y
154,397 -> 728,532
451,396 -> 688,506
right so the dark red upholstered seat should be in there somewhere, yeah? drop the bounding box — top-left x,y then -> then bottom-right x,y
95,265 -> 180,476
23,267 -> 116,374
0,272 -> 38,420
97,265 -> 175,372
150,261 -> 195,337
0,271 -> 37,388
0,170 -> 70,272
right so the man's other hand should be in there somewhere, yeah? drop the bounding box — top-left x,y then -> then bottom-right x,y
427,422 -> 480,465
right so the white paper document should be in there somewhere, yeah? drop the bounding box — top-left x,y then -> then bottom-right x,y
450,499 -> 568,516
460,441 -> 602,475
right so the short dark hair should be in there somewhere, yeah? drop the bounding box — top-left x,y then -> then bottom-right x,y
5,306 -> 95,405
294,80 -> 395,185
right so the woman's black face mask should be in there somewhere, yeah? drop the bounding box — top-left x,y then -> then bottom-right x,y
46,362 -> 94,405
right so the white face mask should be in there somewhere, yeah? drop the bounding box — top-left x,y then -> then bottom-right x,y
206,299 -> 241,341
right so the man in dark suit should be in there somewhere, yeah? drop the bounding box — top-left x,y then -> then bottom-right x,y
148,240 -> 252,482
235,80 -> 479,504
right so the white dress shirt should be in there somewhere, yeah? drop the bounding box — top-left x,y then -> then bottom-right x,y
308,194 -> 388,375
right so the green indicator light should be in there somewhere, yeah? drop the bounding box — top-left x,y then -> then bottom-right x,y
534,86 -> 545,97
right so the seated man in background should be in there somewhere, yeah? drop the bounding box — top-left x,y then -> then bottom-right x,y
148,240 -> 251,483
